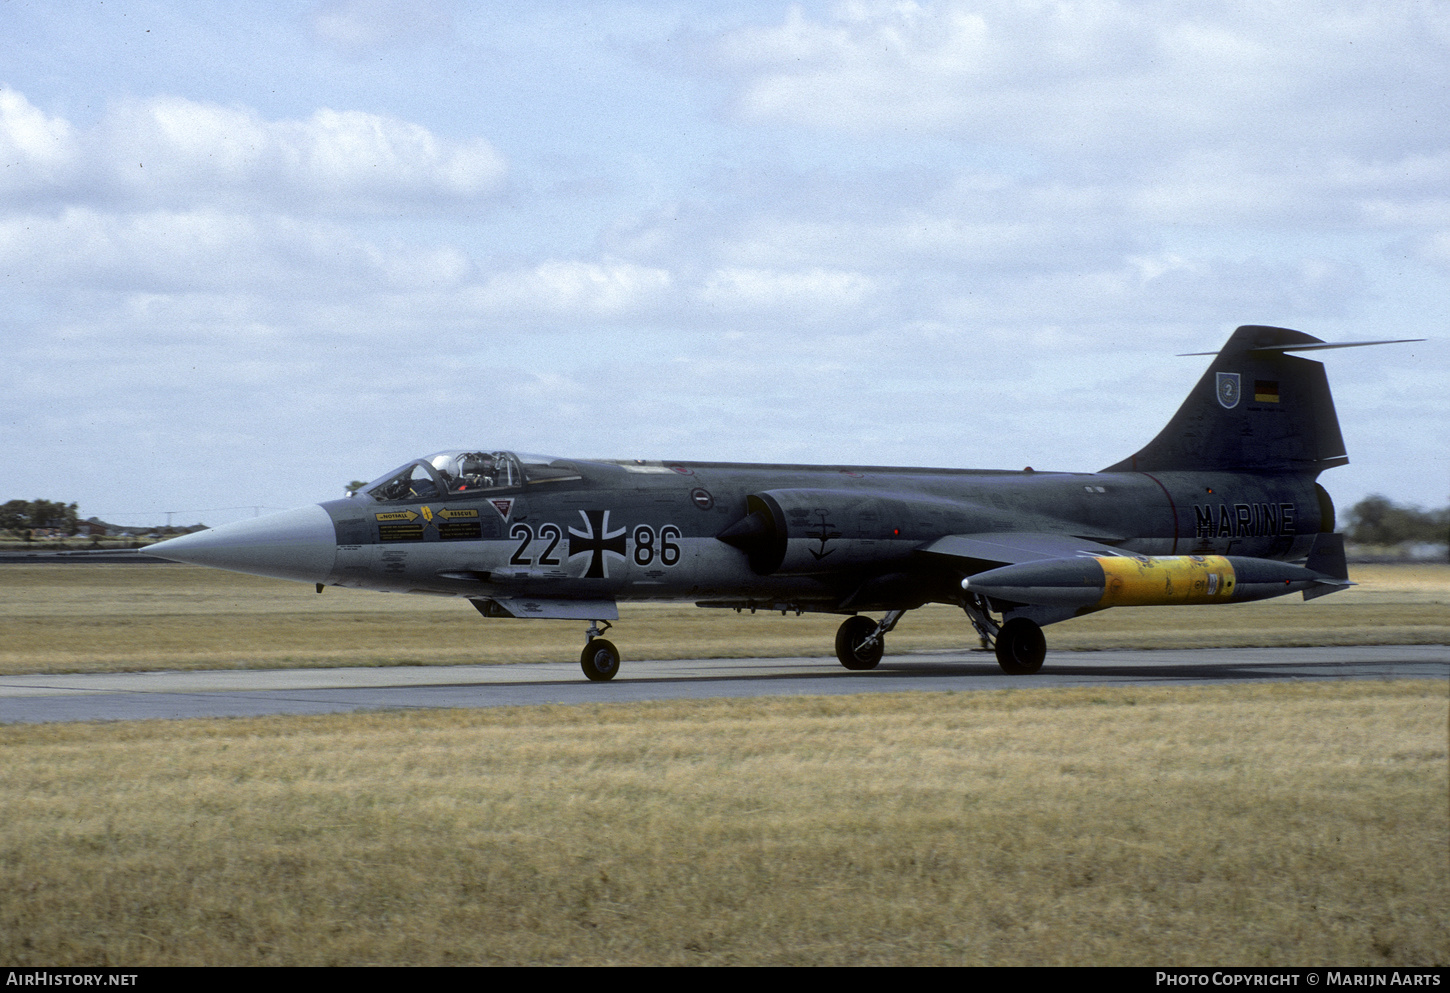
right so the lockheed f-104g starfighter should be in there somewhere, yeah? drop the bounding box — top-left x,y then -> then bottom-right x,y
146,325 -> 1415,680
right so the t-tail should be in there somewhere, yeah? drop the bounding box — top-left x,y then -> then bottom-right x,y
1103,325 -> 1361,475
1090,324 -> 1420,597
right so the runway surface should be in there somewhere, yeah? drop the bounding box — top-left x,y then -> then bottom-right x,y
1,644 -> 1445,724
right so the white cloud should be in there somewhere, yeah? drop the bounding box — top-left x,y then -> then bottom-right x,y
719,1 -> 1449,162
0,87 -> 79,194
99,97 -> 506,213
3,9 -> 1445,518
0,208 -> 473,294
0,88 -> 505,214
464,260 -> 673,316
312,0 -> 456,52
699,266 -> 876,309
706,211 -> 1120,276
1117,254 -> 1368,318
1404,231 -> 1450,275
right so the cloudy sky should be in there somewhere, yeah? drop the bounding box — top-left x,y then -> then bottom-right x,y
3,0 -> 1446,527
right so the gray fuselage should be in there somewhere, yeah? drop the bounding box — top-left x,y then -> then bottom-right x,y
319,458 -> 1327,612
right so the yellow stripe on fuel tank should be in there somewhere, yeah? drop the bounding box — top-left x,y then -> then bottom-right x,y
1096,555 -> 1236,607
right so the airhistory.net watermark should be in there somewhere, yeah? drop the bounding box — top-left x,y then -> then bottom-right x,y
6,975 -> 137,987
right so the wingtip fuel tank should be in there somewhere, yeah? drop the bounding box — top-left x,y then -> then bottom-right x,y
961,549 -> 1350,612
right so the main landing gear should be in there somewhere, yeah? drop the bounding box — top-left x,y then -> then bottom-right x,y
962,594 -> 1047,675
578,605 -> 1046,683
993,617 -> 1046,675
837,606 -> 1046,675
834,610 -> 905,671
580,620 -> 620,681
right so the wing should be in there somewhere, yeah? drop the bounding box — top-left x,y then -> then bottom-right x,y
917,531 -> 1129,571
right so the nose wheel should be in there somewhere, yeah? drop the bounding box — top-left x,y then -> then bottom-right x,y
581,639 -> 620,681
580,620 -> 620,681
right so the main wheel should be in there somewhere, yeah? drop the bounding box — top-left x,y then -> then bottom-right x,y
835,615 -> 884,671
581,638 -> 621,681
994,618 -> 1046,675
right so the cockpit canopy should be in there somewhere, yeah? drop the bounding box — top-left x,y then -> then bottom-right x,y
361,450 -> 579,502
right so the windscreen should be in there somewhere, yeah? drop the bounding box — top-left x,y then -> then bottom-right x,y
363,451 -> 577,501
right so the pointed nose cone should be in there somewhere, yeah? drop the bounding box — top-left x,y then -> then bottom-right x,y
145,505 -> 338,584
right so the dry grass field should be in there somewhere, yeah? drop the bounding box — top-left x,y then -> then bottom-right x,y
0,680 -> 1444,966
1,565 -> 1444,965
0,563 -> 1446,676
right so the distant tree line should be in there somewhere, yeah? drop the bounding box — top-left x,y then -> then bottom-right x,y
1,499 -> 80,537
1346,495 -> 1449,546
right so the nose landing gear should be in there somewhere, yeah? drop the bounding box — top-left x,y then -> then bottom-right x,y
580,620 -> 620,681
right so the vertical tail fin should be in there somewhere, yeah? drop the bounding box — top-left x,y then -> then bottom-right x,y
1103,326 -> 1348,474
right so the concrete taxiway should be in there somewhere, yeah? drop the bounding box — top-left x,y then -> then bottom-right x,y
0,644 -> 1445,724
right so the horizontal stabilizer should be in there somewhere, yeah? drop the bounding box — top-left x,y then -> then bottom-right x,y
1178,338 -> 1424,356
1302,579 -> 1354,601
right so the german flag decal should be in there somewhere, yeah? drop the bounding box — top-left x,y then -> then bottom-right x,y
1254,380 -> 1280,402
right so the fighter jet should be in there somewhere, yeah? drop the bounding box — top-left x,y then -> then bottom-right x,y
146,325 -> 1415,681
